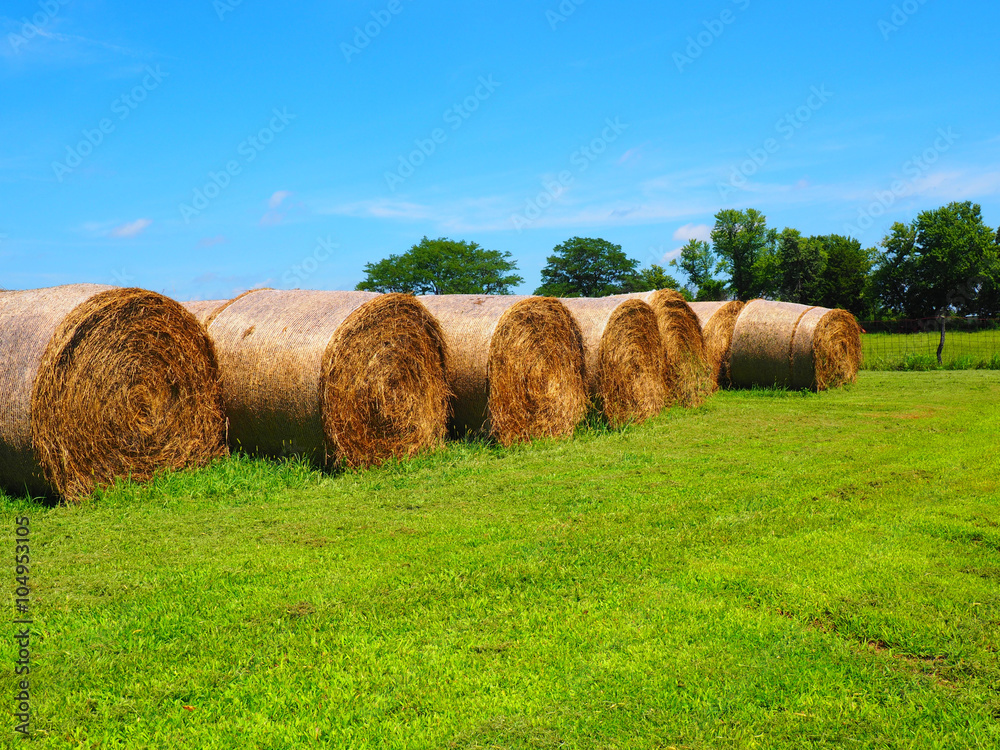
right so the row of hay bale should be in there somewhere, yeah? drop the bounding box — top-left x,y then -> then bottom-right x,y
0,285 -> 860,501
689,299 -> 862,390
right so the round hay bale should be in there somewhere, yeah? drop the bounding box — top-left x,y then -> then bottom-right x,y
0,285 -> 227,499
182,290 -> 263,328
558,297 -> 666,427
416,295 -> 588,445
203,290 -> 450,468
610,290 -> 714,406
182,299 -> 228,327
688,300 -> 746,388
729,300 -> 862,390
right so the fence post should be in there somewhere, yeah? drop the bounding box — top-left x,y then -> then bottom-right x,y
936,314 -> 946,365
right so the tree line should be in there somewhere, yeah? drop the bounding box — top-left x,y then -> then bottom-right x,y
356,201 -> 1000,320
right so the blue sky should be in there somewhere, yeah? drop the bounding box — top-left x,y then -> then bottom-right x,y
2,0 -> 998,299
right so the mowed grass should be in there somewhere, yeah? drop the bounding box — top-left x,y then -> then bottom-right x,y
862,330 -> 1000,370
2,372 -> 999,748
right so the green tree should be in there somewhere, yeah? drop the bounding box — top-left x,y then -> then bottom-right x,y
622,264 -> 682,294
814,235 -> 874,316
535,237 -> 639,297
776,228 -> 826,304
871,202 -> 997,318
669,239 -> 725,300
978,232 -> 1000,317
711,208 -> 778,300
357,236 -> 523,295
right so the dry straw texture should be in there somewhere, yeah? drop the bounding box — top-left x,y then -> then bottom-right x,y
611,290 -> 714,406
559,297 -> 666,427
688,301 -> 746,388
182,299 -> 228,327
0,285 -> 226,499
729,300 -> 862,390
203,289 -> 449,468
417,295 -> 588,445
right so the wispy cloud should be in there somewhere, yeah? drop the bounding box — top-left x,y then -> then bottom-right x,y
187,271 -> 273,300
319,199 -> 438,222
617,146 -> 643,165
268,190 -> 292,209
907,169 -> 1000,200
110,218 -> 152,238
310,158 -> 1000,239
198,235 -> 228,248
1,16 -> 146,65
672,223 -> 712,243
260,190 -> 298,226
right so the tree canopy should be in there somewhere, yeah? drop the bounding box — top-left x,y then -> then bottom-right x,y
623,264 -> 683,295
353,202 -> 1000,319
670,239 -> 725,300
871,201 -> 998,317
356,236 -> 523,295
814,235 -> 874,316
711,208 -> 778,300
535,237 -> 640,297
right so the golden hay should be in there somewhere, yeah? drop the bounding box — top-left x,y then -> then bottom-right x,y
203,289 -> 450,468
0,285 -> 226,500
610,289 -> 714,406
417,295 -> 588,445
688,300 -> 746,388
559,297 -> 666,427
182,290 -> 263,328
182,299 -> 228,327
729,299 -> 862,390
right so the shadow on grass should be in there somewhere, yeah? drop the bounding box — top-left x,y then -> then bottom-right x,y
0,385 -> 833,510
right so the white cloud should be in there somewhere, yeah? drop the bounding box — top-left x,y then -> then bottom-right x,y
259,211 -> 283,227
110,218 -> 152,238
319,199 -> 437,222
617,147 -> 642,165
672,223 -> 712,243
268,190 -> 292,209
908,169 -> 1000,200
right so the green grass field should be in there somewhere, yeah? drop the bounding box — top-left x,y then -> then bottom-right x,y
3,371 -> 999,748
862,330 -> 1000,370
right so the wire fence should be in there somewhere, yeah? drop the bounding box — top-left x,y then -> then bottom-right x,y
859,318 -> 1000,370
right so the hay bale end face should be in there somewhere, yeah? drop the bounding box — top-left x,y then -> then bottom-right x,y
610,290 -> 714,406
559,297 -> 666,427
688,300 -> 745,388
417,295 -> 588,445
203,289 -> 450,468
729,299 -> 862,390
0,285 -> 227,499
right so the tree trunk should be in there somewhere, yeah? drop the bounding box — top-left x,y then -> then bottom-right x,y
936,315 -> 946,365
